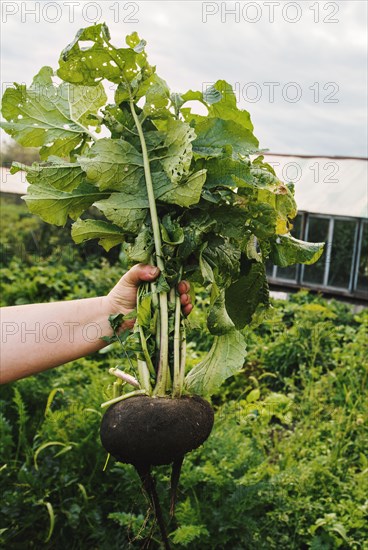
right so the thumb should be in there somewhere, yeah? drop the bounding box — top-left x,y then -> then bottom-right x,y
121,264 -> 160,288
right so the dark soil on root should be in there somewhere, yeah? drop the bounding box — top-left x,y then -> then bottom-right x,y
100,395 -> 214,466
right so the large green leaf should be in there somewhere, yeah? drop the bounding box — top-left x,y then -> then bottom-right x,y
11,159 -> 85,192
160,119 -> 195,184
270,234 -> 325,267
201,155 -> 253,189
58,25 -> 147,86
126,227 -> 154,263
207,291 -> 235,335
192,118 -> 259,158
151,171 -> 175,199
246,202 -> 278,239
1,66 -> 106,159
202,236 -> 241,287
179,80 -> 254,134
141,73 -> 171,116
78,138 -> 143,191
94,193 -> 148,233
225,262 -> 270,329
207,80 -> 254,132
23,183 -> 107,226
178,212 -> 216,261
181,89 -> 209,106
208,206 -> 248,240
71,219 -> 125,251
185,330 -> 246,395
160,169 -> 207,207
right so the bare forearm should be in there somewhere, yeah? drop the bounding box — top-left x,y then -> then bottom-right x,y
0,296 -> 116,383
0,265 -> 192,385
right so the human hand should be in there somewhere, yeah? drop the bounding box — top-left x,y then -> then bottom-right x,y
106,264 -> 193,328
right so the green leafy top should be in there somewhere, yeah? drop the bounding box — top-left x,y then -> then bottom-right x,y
0,24 -> 324,398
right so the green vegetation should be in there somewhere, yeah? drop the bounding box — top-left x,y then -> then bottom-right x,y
1,197 -> 367,549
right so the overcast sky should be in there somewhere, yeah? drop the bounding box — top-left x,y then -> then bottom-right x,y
1,0 -> 367,157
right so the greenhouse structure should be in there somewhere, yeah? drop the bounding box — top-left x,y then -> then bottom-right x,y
1,153 -> 367,302
264,154 -> 367,302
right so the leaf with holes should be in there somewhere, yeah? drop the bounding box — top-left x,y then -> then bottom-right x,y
1,66 -> 106,160
22,182 -> 107,226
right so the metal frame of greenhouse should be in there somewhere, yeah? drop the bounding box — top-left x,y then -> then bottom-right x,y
267,211 -> 367,301
263,154 -> 368,302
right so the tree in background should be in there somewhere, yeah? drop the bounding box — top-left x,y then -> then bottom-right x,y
1,139 -> 40,167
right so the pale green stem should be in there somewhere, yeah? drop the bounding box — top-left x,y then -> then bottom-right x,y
151,280 -> 161,359
129,101 -> 164,271
113,379 -> 123,399
137,359 -> 152,393
129,99 -> 169,396
138,325 -> 155,376
101,389 -> 148,409
151,280 -> 159,308
102,453 -> 111,472
172,293 -> 182,396
178,322 -> 187,395
169,288 -> 175,304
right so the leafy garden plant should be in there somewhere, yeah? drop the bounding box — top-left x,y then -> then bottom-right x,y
1,23 -> 324,547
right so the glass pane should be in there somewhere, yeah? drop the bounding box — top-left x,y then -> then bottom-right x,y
266,260 -> 274,277
328,219 -> 356,288
275,215 -> 302,281
302,217 -> 329,285
356,222 -> 368,294
276,265 -> 297,281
